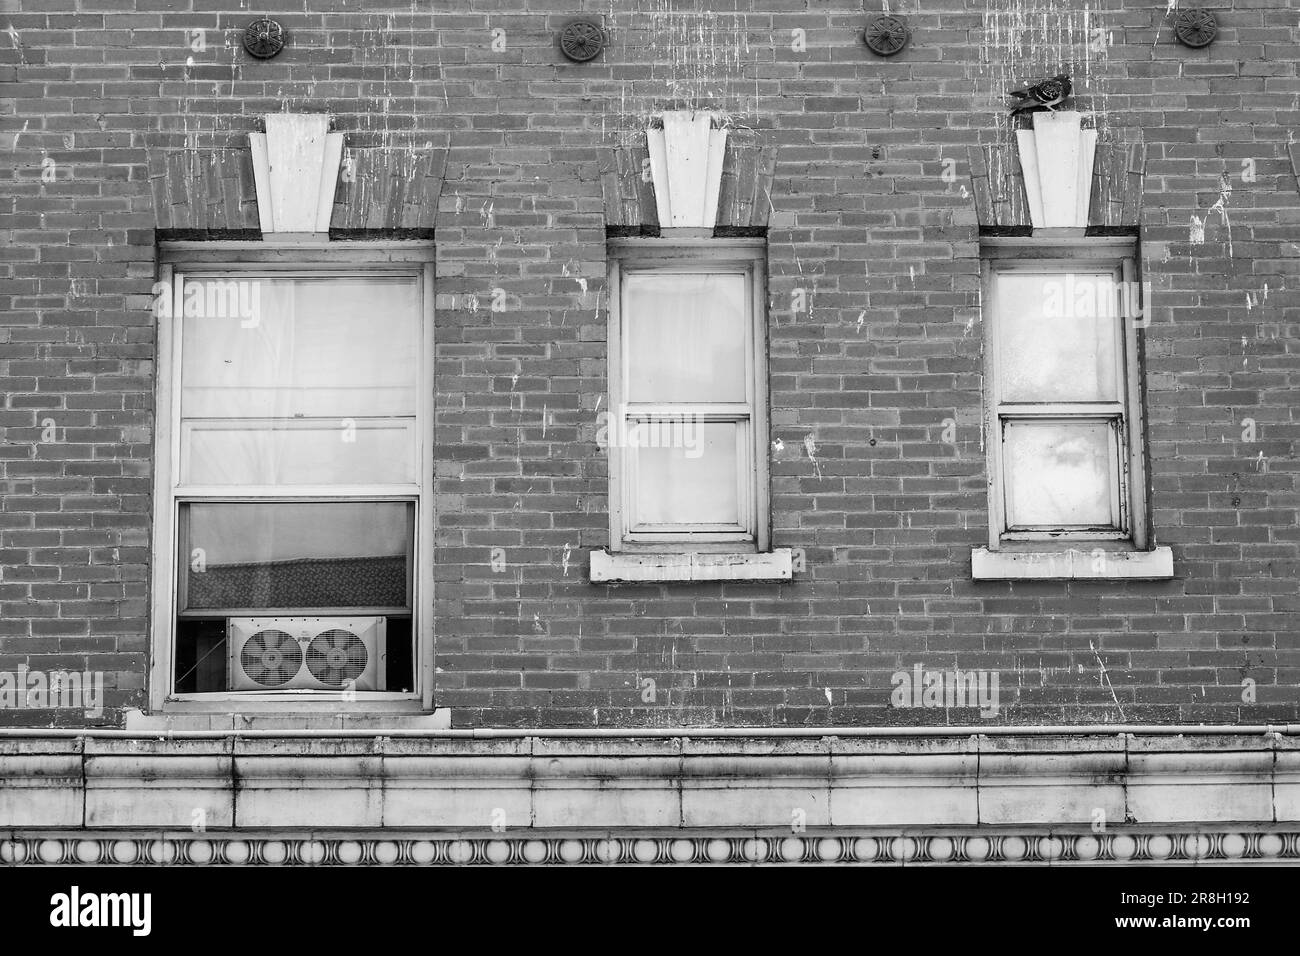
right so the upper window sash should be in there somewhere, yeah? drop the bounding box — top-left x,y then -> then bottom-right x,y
989,263 -> 1127,408
168,269 -> 426,495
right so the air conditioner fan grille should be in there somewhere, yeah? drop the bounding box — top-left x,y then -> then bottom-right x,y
306,628 -> 369,687
239,628 -> 304,687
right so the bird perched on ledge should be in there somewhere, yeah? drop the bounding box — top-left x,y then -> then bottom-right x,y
1007,74 -> 1072,114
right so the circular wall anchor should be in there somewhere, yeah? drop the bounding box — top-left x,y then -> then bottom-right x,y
243,18 -> 287,59
1173,8 -> 1218,48
863,14 -> 910,56
559,18 -> 606,62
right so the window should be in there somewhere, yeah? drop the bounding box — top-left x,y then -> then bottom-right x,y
150,245 -> 434,707
976,239 -> 1171,580
605,240 -> 769,549
593,239 -> 789,582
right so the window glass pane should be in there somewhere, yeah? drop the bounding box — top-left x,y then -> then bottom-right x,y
1004,420 -> 1116,528
181,501 -> 412,610
181,277 -> 418,418
625,273 -> 747,403
182,421 -> 414,485
179,276 -> 419,485
632,421 -> 740,527
997,272 -> 1120,403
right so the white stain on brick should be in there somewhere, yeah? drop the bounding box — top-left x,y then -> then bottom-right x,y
1207,173 -> 1233,257
1089,640 -> 1125,719
803,434 -> 822,478
5,24 -> 26,65
980,0 -> 1112,134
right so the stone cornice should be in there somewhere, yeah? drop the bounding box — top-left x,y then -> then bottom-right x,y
2,735 -> 1297,841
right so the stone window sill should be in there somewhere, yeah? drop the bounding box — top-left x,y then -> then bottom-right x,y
590,549 -> 794,584
971,546 -> 1174,581
126,708 -> 452,731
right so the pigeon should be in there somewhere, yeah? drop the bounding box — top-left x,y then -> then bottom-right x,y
1007,74 -> 1072,114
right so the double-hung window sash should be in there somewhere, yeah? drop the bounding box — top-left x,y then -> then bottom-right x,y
985,256 -> 1145,545
157,263 -> 431,701
607,243 -> 770,551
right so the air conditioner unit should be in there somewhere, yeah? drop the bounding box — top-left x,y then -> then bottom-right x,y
228,616 -> 387,692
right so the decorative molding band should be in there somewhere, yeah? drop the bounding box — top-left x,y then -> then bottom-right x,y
249,113 -> 344,234
646,111 -> 728,229
2,828 -> 1297,866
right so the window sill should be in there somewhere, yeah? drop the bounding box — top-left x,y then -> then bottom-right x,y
971,546 -> 1173,581
126,707 -> 451,732
590,549 -> 794,584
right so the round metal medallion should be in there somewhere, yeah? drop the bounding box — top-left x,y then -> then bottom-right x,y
243,18 -> 287,59
863,14 -> 910,56
559,18 -> 605,63
1173,8 -> 1218,48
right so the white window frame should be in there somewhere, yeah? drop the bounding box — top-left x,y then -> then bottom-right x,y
605,238 -> 771,554
149,242 -> 436,712
980,237 -> 1151,553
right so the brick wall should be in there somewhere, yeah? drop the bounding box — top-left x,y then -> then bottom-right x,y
1,0 -> 1297,727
